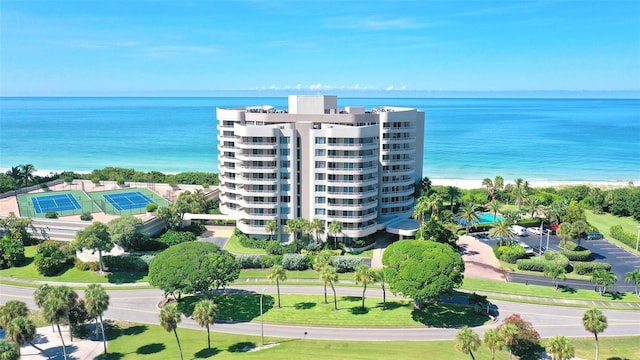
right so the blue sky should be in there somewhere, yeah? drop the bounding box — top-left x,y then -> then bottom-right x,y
1,0 -> 639,96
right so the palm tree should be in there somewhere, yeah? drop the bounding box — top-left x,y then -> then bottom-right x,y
19,164 -> 37,186
160,304 -> 184,360
512,178 -> 528,211
354,265 -> 376,310
314,251 -> 333,303
375,269 -> 387,310
447,186 -> 461,212
33,284 -> 54,331
192,300 -> 218,351
265,219 -> 278,241
426,193 -> 443,220
548,335 -> 575,360
489,220 -> 514,247
591,269 -> 617,296
544,264 -> 567,291
42,296 -> 69,360
501,208 -> 521,226
320,265 -> 339,310
53,286 -> 78,341
571,220 -> 589,247
0,339 -> 20,360
455,326 -> 481,360
6,316 -> 51,359
483,328 -> 504,360
625,269 -> 640,297
413,196 -> 430,224
84,284 -> 109,353
556,222 -> 573,249
309,218 -> 324,242
268,265 -> 287,308
582,307 -> 608,360
327,220 -> 342,249
482,178 -> 495,203
488,200 -> 502,223
457,203 -> 480,235
499,323 -> 519,360
0,300 -> 28,328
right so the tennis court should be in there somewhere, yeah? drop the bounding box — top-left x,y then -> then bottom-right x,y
31,194 -> 81,214
104,191 -> 153,211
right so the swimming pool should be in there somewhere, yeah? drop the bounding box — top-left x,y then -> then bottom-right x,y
457,212 -> 502,226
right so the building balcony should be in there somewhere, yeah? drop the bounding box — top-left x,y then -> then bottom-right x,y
326,142 -> 379,151
235,153 -> 278,161
381,197 -> 415,208
237,222 -> 269,236
325,201 -> 378,211
382,168 -> 415,176
238,176 -> 279,185
235,142 -> 278,149
381,187 -> 415,197
381,136 -> 416,144
382,125 -> 416,133
341,223 -> 378,238
380,157 -> 415,166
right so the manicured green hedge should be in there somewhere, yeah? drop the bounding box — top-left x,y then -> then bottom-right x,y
103,255 -> 149,272
561,249 -> 593,261
235,228 -> 277,249
572,261 -> 612,275
516,251 -> 569,272
282,254 -> 310,270
559,240 -> 578,250
609,225 -> 637,249
157,230 -> 197,247
74,259 -> 100,271
493,244 -> 527,264
332,256 -> 363,273
235,254 -> 264,269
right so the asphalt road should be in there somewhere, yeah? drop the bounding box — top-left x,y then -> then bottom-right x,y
476,231 -> 640,292
2,284 -> 639,340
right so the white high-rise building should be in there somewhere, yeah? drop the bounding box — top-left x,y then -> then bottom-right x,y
216,95 -> 424,242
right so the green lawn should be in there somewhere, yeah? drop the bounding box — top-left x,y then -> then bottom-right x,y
585,210 -> 640,253
101,321 -> 639,360
239,269 -> 356,281
224,234 -> 267,255
498,260 -> 591,281
344,248 -> 374,258
175,293 -> 488,328
0,246 -> 148,284
462,277 -> 640,303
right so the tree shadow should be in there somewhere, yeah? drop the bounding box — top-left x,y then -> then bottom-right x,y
606,357 -> 631,360
559,285 -> 576,294
294,302 -> 316,310
410,303 -> 489,328
349,306 -> 369,315
340,296 -> 361,303
375,301 -> 405,311
107,323 -> 148,340
136,343 -> 166,355
194,348 -> 221,358
102,352 -> 125,359
215,293 -> 274,323
228,342 -> 256,352
176,295 -> 204,317
107,271 -> 146,284
44,344 -> 78,359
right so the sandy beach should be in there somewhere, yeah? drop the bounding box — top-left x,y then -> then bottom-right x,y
430,178 -> 635,190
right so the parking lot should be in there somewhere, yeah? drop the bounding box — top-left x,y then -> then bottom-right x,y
475,230 -> 640,292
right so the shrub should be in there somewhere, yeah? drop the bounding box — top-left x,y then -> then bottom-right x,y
235,229 -> 276,249
332,256 -> 363,273
559,240 -> 578,250
304,239 -> 325,252
561,249 -> 593,261
282,253 -> 310,270
103,255 -> 149,272
116,177 -> 125,186
0,238 -> 25,269
573,261 -> 612,275
609,225 -> 637,249
202,182 -> 210,189
260,255 -> 278,268
134,238 -> 167,251
236,254 -> 264,269
64,174 -> 74,183
91,177 -> 101,185
74,258 -> 100,271
516,218 -> 545,228
80,212 -> 93,221
39,183 -> 49,190
157,229 -> 197,247
34,241 -> 69,276
499,245 -> 527,264
44,211 -> 58,219
516,251 -> 569,272
145,203 -> 158,212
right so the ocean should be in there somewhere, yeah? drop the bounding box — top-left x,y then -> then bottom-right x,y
1,97 -> 638,182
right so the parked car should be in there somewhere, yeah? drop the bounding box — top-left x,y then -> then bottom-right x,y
510,225 -> 528,236
519,243 -> 534,255
587,232 -> 604,240
527,226 -> 543,235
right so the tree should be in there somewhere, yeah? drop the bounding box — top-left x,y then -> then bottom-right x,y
482,178 -> 496,203
6,316 -> 51,359
192,300 -> 218,351
413,196 -> 430,224
157,206 -> 181,230
149,242 -> 240,300
313,250 -> 333,304
455,326 -> 481,360
0,300 -> 28,328
0,339 -> 20,360
354,264 -> 376,310
489,220 -> 514,246
265,219 -> 278,241
447,186 -> 461,212
416,176 -> 432,198
309,218 -> 324,242
499,323 -> 519,360
419,219 -> 456,247
382,240 -> 464,308
582,307 -> 608,360
457,203 -> 480,235
544,264 -> 567,291
84,284 -> 109,353
590,269 -> 617,296
571,220 -> 589,247
34,241 -> 68,276
42,296 -> 69,360
483,328 -> 504,360
0,238 -> 25,269
284,218 -> 308,242
556,222 -> 573,250
174,190 -> 207,220
625,269 -> 640,297
52,286 -> 78,342
513,178 -> 528,211
374,269 -> 387,310
497,314 -> 541,359
548,335 -> 575,360
327,220 -> 342,249
72,222 -> 114,273
488,200 -> 502,223
268,265 -> 287,308
160,304 -> 184,360
320,265 -> 339,311
107,215 -> 145,251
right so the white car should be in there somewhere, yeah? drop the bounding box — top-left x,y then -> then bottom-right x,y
527,227 -> 542,235
520,243 -> 534,255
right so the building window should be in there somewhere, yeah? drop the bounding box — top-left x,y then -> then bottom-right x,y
315,185 -> 325,192
315,173 -> 325,180
280,137 -> 290,144
315,196 -> 325,204
280,148 -> 290,156
280,172 -> 290,180
281,160 -> 290,168
315,149 -> 325,156
315,161 -> 325,168
280,196 -> 291,203
315,137 -> 326,144
281,184 -> 290,192
315,208 -> 326,215
281,207 -> 290,215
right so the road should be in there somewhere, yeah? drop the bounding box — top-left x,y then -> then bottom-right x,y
2,284 -> 639,341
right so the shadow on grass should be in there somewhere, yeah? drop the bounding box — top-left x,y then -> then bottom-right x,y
411,303 -> 489,328
294,302 -> 316,310
606,357 -> 631,360
107,271 -> 146,284
194,348 -> 221,358
102,352 -> 125,359
136,343 -> 165,355
17,256 -> 35,267
106,322 -> 148,341
228,342 -> 256,352
559,285 -> 576,294
349,306 -> 369,315
340,296 -> 362,303
216,293 -> 274,323
375,301 -> 404,311
176,295 -> 203,317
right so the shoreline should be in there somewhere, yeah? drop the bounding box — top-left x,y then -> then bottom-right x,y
5,169 -> 634,190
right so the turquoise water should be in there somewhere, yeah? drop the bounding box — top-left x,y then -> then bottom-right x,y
479,213 -> 502,223
1,97 -> 638,181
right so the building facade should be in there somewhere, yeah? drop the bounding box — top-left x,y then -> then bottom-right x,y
216,95 -> 424,242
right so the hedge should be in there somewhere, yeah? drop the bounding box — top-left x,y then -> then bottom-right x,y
572,261 -> 612,275
332,256 -> 363,273
559,240 -> 578,251
103,255 -> 149,272
282,254 -> 310,270
561,249 -> 593,262
74,259 -> 100,272
609,225 -> 637,249
234,228 -> 278,249
493,244 -> 527,264
157,230 -> 197,247
236,254 -> 264,269
516,251 -> 569,272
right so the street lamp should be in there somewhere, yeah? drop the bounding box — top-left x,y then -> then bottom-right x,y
636,226 -> 640,253
546,229 -> 551,251
260,287 -> 266,346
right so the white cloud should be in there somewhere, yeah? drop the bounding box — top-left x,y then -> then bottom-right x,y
324,16 -> 428,31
